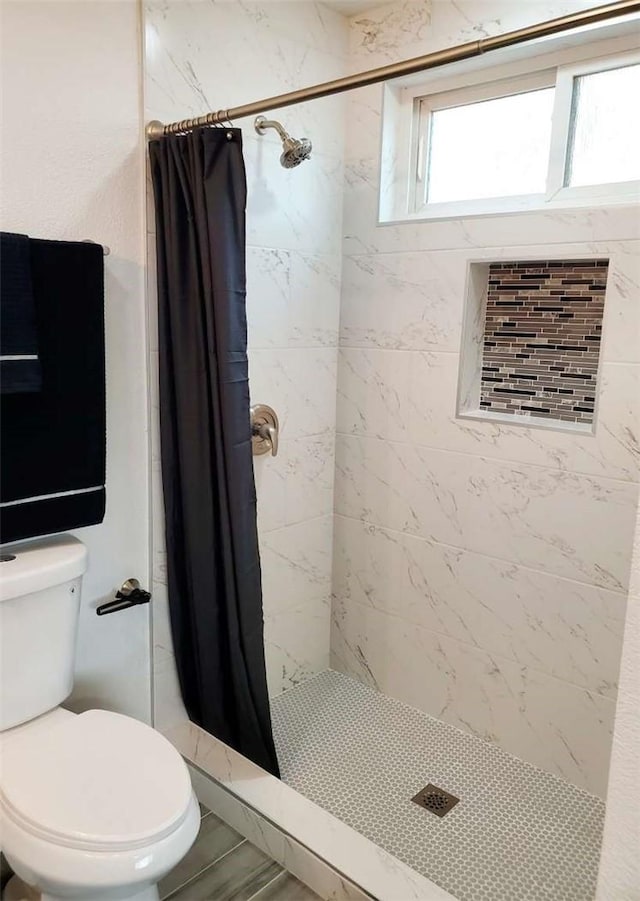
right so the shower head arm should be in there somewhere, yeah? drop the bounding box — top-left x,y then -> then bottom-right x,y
254,116 -> 290,142
254,115 -> 312,169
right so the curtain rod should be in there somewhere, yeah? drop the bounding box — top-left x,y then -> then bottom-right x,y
146,0 -> 640,139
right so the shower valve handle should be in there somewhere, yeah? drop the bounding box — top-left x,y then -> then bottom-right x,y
250,404 -> 279,457
256,422 -> 278,457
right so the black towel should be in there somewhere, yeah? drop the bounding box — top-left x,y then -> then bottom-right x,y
0,232 -> 42,394
0,239 -> 106,544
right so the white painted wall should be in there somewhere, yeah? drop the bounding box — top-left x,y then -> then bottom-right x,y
144,0 -> 348,729
0,0 -> 151,722
332,0 -> 640,797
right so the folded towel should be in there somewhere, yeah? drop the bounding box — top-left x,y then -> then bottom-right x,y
0,238 -> 106,543
0,232 -> 42,394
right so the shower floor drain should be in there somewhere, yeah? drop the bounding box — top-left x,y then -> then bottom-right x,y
411,784 -> 460,817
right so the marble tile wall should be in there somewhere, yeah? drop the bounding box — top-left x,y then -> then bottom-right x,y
332,0 -> 640,796
145,0 -> 640,800
144,0 -> 349,726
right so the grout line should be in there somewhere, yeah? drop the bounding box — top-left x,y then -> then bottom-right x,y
332,511 -> 630,598
277,428 -> 338,444
245,239 -> 640,260
186,757 -> 377,901
341,239 -> 640,257
259,509 -> 336,533
265,598 -> 332,622
247,344 -> 637,365
254,429 -> 334,440
331,589 -> 620,703
277,669 -> 608,803
162,838 -> 247,900
274,666 -> 607,803
333,508 -> 630,599
337,346 -> 459,354
334,430 -> 640,487
245,244 -> 342,260
244,869 -> 288,901
335,347 -> 640,366
249,344 -> 340,350
259,510 -> 333,536
269,667 -> 330,702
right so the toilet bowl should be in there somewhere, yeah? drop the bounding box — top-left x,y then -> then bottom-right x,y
0,537 -> 200,901
0,707 -> 200,901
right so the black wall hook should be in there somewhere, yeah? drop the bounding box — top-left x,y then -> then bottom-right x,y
96,578 -> 152,616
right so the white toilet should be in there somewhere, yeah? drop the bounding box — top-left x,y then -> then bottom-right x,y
0,535 -> 200,901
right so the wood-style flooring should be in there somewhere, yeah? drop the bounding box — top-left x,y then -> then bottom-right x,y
159,804 -> 320,900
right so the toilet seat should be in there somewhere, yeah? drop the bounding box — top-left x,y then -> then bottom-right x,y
0,709 -> 193,852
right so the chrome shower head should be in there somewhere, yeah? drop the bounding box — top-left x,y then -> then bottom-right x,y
254,116 -> 312,169
279,134 -> 312,169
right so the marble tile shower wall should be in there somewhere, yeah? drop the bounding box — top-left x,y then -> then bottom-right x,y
145,0 -> 349,726
332,0 -> 640,796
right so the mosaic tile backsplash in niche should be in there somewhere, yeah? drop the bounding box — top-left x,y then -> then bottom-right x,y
480,260 -> 609,425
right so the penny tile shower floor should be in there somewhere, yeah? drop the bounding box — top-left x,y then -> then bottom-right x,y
271,670 -> 605,901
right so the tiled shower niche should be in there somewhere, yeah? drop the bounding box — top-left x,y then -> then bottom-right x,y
458,259 -> 609,430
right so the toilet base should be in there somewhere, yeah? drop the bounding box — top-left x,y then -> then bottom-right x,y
3,875 -> 159,901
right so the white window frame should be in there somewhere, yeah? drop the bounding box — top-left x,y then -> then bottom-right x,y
380,28 -> 640,223
546,52 -> 640,204
411,70 -> 556,218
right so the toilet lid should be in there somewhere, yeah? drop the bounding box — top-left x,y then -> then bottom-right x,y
0,710 -> 193,851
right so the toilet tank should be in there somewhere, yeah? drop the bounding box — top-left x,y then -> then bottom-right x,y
0,535 -> 88,730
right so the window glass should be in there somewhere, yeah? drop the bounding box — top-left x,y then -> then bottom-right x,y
426,88 -> 555,204
566,63 -> 640,187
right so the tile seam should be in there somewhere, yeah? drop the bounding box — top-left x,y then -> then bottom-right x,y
162,837 -> 247,900
332,592 -> 620,703
334,430 -> 640,486
332,511 -> 630,598
334,511 -> 629,596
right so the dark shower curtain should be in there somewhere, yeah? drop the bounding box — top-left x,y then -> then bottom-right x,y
149,127 -> 280,776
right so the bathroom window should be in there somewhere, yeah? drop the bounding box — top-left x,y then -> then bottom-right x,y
422,76 -> 555,205
381,40 -> 640,222
564,63 -> 640,187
